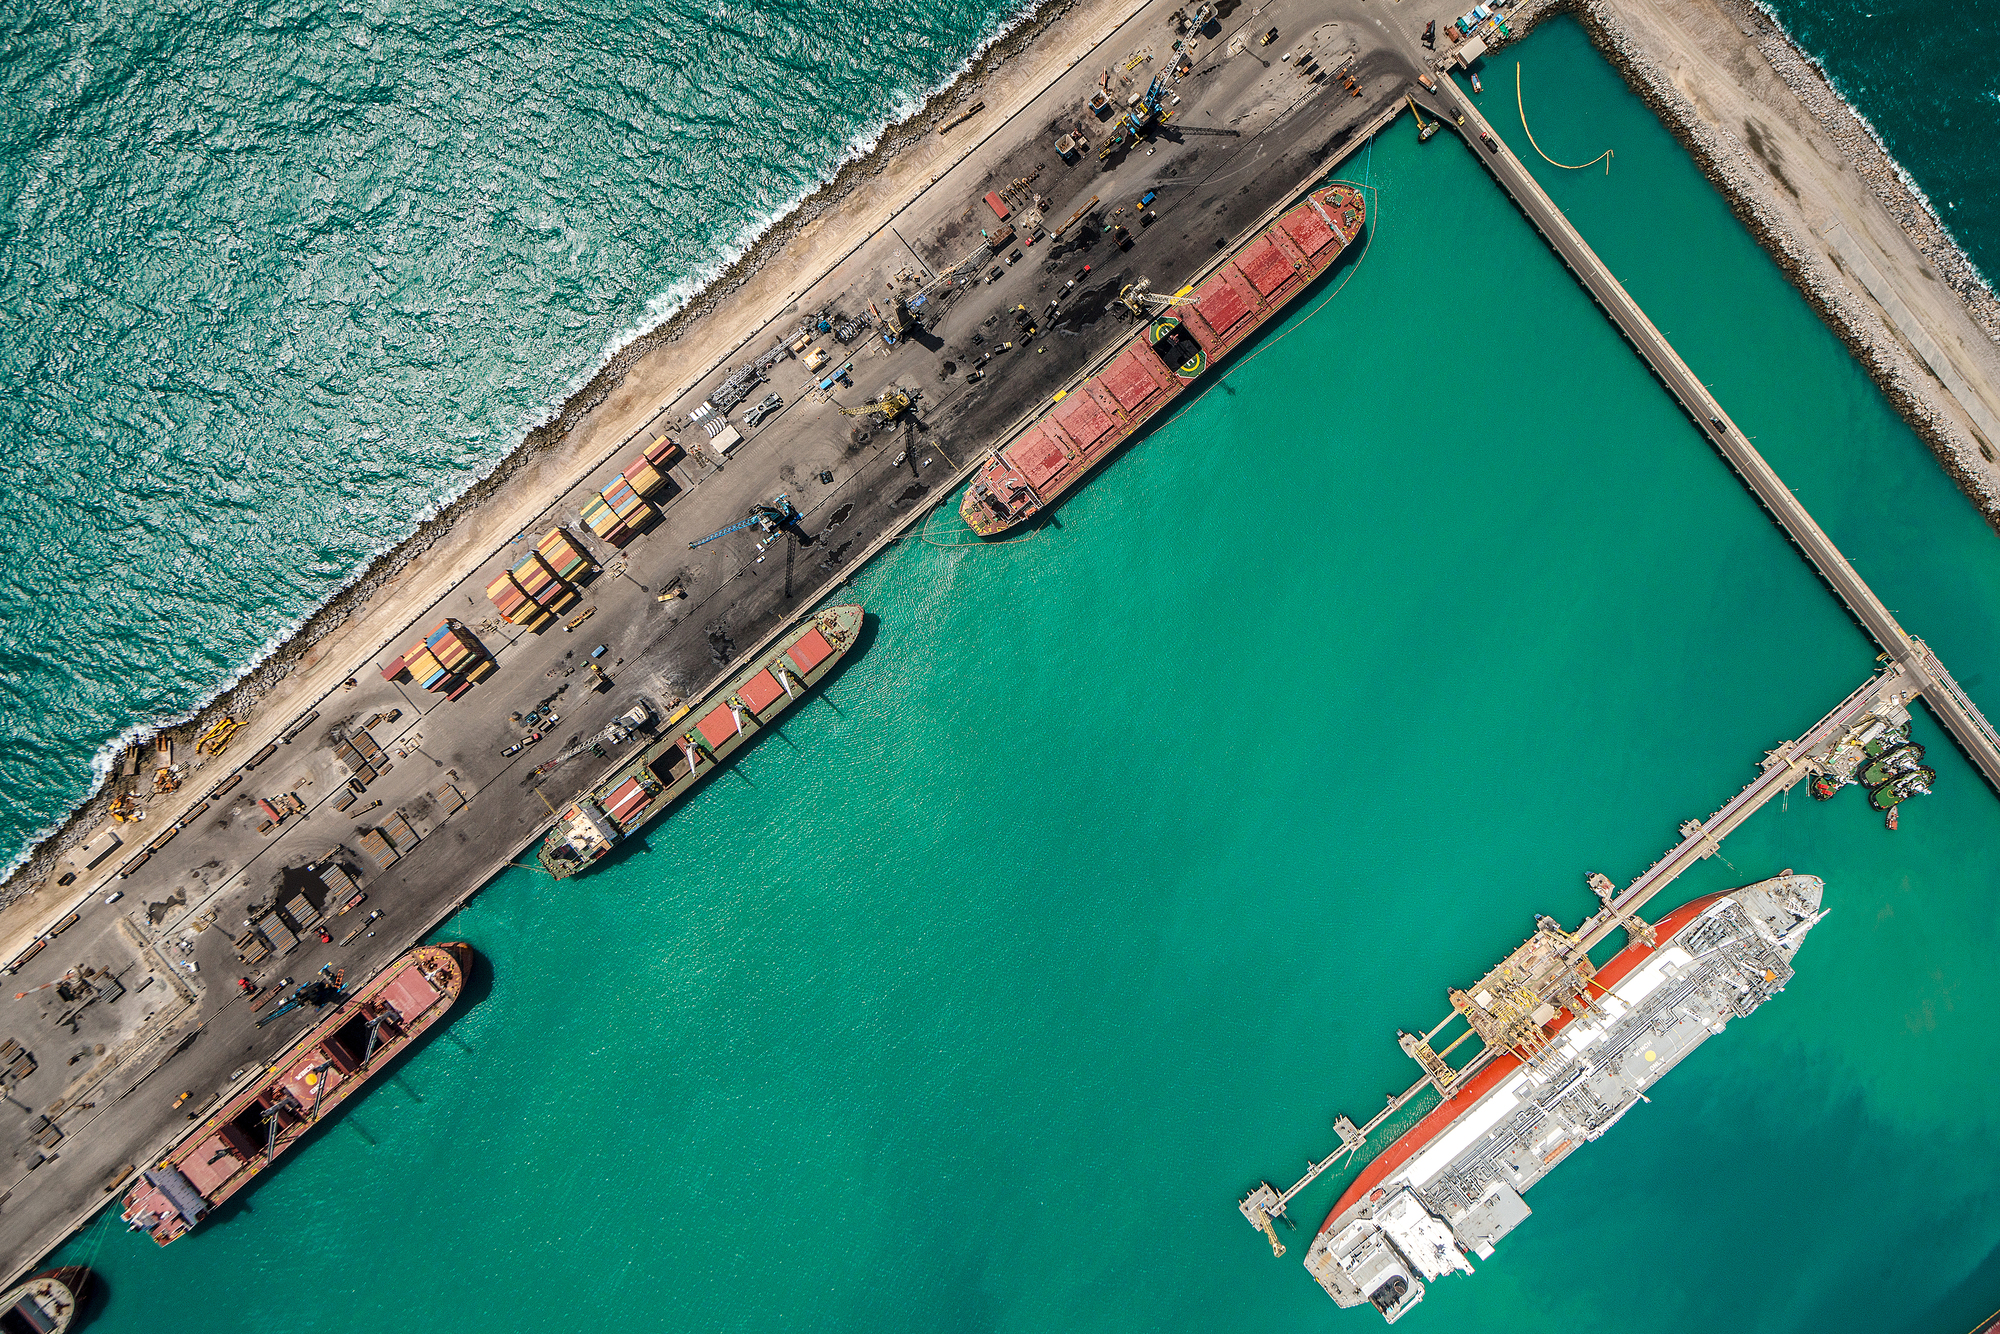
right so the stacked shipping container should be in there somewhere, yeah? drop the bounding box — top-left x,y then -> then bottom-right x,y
389,620 -> 491,698
583,435 -> 682,546
485,527 -> 597,627
484,571 -> 541,628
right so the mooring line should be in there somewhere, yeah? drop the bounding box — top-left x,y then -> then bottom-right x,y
1516,63 -> 1613,174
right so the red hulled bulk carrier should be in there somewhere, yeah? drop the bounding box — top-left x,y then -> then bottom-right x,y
121,943 -> 473,1245
959,183 -> 1365,536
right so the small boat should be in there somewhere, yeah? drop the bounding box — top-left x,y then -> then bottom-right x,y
0,1267 -> 90,1333
1470,72 -> 1483,94
1886,806 -> 1898,830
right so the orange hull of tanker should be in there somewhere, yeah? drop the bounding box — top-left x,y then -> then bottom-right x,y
959,183 -> 1365,535
1318,890 -> 1732,1232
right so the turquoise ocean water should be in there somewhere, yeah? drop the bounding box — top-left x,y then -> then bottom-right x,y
0,0 -> 1036,873
16,9 -> 2000,1334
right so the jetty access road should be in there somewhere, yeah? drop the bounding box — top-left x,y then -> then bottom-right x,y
1426,72 -> 2000,796
0,0 -> 1425,1282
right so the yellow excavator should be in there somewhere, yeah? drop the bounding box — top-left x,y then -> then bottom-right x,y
837,388 -> 913,420
1407,94 -> 1439,142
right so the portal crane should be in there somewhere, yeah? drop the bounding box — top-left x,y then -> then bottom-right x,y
1099,74 -> 1170,159
836,388 -> 913,420
254,968 -> 345,1029
687,495 -> 801,550
1118,278 -> 1199,316
529,722 -> 630,778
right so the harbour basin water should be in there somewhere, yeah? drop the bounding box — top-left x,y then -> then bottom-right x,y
41,18 -> 2000,1334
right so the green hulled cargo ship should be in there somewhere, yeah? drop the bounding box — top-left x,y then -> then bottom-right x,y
536,604 -> 864,878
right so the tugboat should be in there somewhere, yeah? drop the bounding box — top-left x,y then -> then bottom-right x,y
0,1268 -> 90,1332
1803,695 -> 1937,818
1408,96 -> 1440,142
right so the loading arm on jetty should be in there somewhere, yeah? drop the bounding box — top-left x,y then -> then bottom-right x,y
1240,662 -> 1930,1249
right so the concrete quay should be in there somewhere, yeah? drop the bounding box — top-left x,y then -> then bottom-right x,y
1423,71 -> 2000,797
0,0 -> 1424,1283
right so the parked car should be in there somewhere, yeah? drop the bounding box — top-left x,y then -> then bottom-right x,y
742,392 -> 784,427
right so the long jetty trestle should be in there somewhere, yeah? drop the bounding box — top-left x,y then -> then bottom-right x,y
1240,663 -> 1924,1249
1420,72 -> 2000,797
1244,65 -> 2000,1256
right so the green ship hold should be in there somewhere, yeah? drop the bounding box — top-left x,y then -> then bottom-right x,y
537,604 -> 864,878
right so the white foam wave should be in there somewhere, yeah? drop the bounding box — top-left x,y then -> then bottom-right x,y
3,0 -> 1051,885
1748,1 -> 1998,299
581,0 -> 1049,380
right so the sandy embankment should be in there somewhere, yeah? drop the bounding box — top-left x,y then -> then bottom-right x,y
20,0 -> 2000,923
0,0 -> 1148,924
1504,0 -> 2000,524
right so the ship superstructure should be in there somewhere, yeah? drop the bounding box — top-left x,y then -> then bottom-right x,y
958,184 -> 1364,536
537,604 -> 863,879
1301,874 -> 1825,1321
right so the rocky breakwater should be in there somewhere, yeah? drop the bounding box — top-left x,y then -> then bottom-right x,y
1466,0 -> 2000,528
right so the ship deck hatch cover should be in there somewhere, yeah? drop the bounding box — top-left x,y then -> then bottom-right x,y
1195,281 -> 1250,332
1101,349 -> 1163,410
382,964 -> 443,1023
1239,237 -> 1295,296
1005,426 -> 1069,488
740,670 -> 784,713
1053,392 -> 1116,450
1281,205 -> 1336,256
787,628 -> 836,674
697,704 -> 738,748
